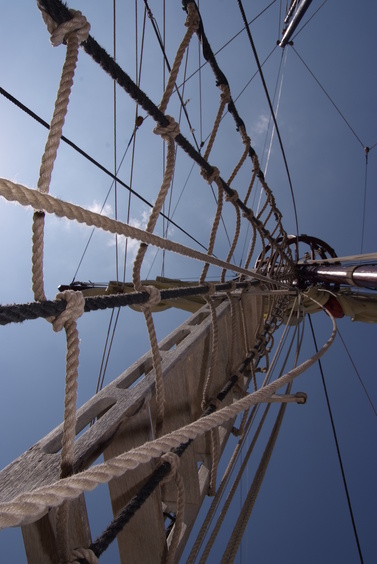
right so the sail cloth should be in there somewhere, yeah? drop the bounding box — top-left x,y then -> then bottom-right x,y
285,287 -> 377,324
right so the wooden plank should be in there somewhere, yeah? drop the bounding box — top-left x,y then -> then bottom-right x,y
102,405 -> 166,564
21,495 -> 91,564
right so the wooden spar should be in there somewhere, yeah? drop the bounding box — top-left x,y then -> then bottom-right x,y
0,292 -> 279,563
279,0 -> 314,47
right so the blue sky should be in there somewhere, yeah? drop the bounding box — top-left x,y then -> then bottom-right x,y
1,1 -> 377,562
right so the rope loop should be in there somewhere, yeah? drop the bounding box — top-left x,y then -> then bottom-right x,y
153,115 -> 180,141
200,166 -> 220,185
70,547 -> 99,564
52,290 -> 85,333
50,10 -> 90,47
160,452 -> 181,485
134,285 -> 161,312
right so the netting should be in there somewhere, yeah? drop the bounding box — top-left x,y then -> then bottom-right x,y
0,2 -> 335,562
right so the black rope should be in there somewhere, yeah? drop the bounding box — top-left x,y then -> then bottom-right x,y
308,315 -> 364,564
90,459 -> 174,557
0,280 -> 263,326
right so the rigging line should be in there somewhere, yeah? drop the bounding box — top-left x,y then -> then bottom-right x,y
298,252 -> 377,265
122,1 -> 148,285
96,1 -> 145,396
199,46 -> 277,152
0,87 -> 208,254
337,326 -> 377,419
221,313 -> 302,561
113,0 -> 119,283
95,308 -> 116,395
291,47 -> 364,149
263,49 -> 286,178
308,315 -> 365,564
360,151 -> 368,253
236,0 -> 300,242
73,122 -> 145,282
253,48 -> 286,215
97,4 -> 151,395
98,308 -> 122,394
221,386 -> 290,563
291,0 -> 328,42
176,0 -> 278,90
193,299 -> 298,561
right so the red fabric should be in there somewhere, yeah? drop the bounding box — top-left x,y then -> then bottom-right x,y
325,295 -> 344,318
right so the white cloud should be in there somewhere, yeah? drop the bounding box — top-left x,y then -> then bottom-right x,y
252,114 -> 270,136
107,210 -> 150,262
87,201 -> 113,216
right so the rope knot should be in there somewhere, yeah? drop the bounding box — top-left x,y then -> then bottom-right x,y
200,166 -> 220,185
153,116 -> 180,140
160,452 -> 181,484
49,10 -> 90,47
52,290 -> 85,332
69,547 -> 99,564
205,282 -> 217,297
243,209 -> 254,220
185,2 -> 200,30
225,189 -> 239,204
239,125 -> 250,146
219,84 -> 231,105
134,285 -> 162,312
227,280 -> 238,292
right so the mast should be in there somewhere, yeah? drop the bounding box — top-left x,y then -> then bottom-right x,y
279,0 -> 314,47
299,263 -> 377,290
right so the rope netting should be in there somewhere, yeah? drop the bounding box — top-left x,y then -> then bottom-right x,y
0,1 -> 332,563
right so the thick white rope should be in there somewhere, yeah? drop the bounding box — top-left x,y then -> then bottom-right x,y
52,290 -> 85,563
203,85 -> 231,162
32,10 -> 90,560
132,117 -> 179,435
158,3 -> 199,114
0,178 -> 291,287
32,10 -> 90,302
69,548 -> 98,564
0,307 -> 335,529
